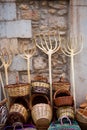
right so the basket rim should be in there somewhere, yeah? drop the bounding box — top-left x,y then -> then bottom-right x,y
54,89 -> 71,99
5,83 -> 30,88
29,94 -> 50,110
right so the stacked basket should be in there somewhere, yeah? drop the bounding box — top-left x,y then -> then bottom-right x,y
30,94 -> 52,128
5,83 -> 30,125
53,77 -> 75,120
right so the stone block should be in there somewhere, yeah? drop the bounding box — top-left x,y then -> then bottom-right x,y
33,56 -> 47,70
6,20 -> 32,38
0,22 -> 6,37
70,0 -> 87,6
0,38 -> 18,55
9,55 -> 27,71
0,3 -> 16,21
0,20 -> 32,38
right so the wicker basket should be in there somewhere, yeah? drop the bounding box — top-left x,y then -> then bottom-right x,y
31,81 -> 50,96
6,103 -> 28,125
56,106 -> 75,119
31,103 -> 52,127
5,83 -> 30,97
52,77 -> 70,92
54,89 -> 73,107
76,108 -> 87,130
29,94 -> 50,110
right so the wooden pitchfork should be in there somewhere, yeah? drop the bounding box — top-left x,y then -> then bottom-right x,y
61,36 -> 83,112
20,43 -> 36,95
0,47 -> 13,85
34,30 -> 61,105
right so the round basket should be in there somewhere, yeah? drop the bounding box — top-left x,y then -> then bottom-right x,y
6,103 -> 28,125
56,106 -> 75,119
5,83 -> 30,97
54,89 -> 73,107
31,81 -> 50,96
31,103 -> 52,127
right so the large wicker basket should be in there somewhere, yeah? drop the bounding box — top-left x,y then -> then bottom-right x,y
29,94 -> 50,110
5,83 -> 30,97
31,103 -> 52,127
6,103 -> 28,125
54,89 -> 73,107
56,106 -> 75,119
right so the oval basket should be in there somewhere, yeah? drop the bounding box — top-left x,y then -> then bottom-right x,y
31,81 -> 50,96
56,106 -> 75,119
29,94 -> 50,110
31,103 -> 52,127
54,89 -> 73,107
5,83 -> 30,97
6,103 -> 28,125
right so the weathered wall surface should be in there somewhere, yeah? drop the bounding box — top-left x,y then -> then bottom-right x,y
0,1 -> 69,99
69,0 -> 87,107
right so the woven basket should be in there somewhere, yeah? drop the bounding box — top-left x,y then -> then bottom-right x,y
31,81 -> 50,96
31,103 -> 52,127
6,103 -> 28,125
56,106 -> 75,119
54,89 -> 73,107
5,83 -> 30,97
76,108 -> 87,123
29,94 -> 50,110
76,108 -> 87,130
52,77 -> 70,92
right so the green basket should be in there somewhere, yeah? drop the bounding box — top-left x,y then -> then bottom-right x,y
48,116 -> 81,130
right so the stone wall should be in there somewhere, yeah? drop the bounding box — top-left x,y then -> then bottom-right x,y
0,0 -> 69,97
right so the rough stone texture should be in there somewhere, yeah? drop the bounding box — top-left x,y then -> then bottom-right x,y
0,3 -> 16,21
0,38 -> 18,55
33,56 -> 47,70
0,0 -> 69,101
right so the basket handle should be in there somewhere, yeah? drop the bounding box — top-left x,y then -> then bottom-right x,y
59,116 -> 72,125
82,106 -> 87,114
12,122 -> 24,130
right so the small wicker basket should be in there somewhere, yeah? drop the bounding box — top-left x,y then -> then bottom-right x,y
56,106 -> 75,119
6,103 -> 28,125
31,103 -> 52,127
5,83 -> 30,97
54,89 -> 73,107
31,81 -> 50,96
52,77 -> 70,92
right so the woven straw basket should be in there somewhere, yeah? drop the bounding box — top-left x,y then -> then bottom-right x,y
5,83 -> 30,97
31,103 -> 52,127
52,77 -> 70,92
76,108 -> 87,130
29,94 -> 50,110
31,81 -> 50,96
6,103 -> 28,125
56,106 -> 75,119
54,89 -> 73,107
